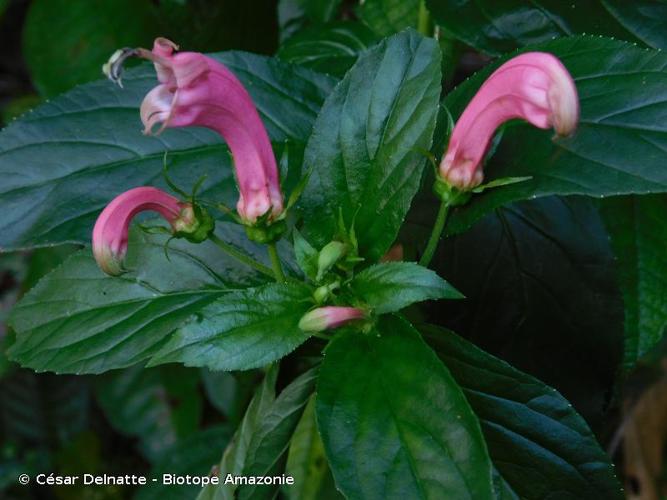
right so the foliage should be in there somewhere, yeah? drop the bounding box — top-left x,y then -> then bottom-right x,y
1,0 -> 666,499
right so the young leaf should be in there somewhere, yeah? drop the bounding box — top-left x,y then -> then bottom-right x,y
299,29 -> 442,262
444,36 -> 667,235
422,325 -> 623,499
0,52 -> 336,250
8,223 -> 266,374
149,282 -> 314,371
317,315 -> 494,499
199,366 -> 316,500
348,261 -> 462,314
601,195 -> 667,370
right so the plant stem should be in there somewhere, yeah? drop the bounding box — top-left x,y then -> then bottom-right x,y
267,243 -> 286,282
209,233 -> 275,279
417,0 -> 431,36
419,199 -> 449,267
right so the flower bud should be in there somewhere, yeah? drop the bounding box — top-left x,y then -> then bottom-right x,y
298,307 -> 366,333
439,52 -> 579,190
316,241 -> 348,281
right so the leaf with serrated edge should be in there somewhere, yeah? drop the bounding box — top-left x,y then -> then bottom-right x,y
348,261 -> 462,313
149,282 -> 314,371
422,325 -> 623,499
300,29 -> 441,262
0,52 -> 336,250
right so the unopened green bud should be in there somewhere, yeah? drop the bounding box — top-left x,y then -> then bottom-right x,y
316,241 -> 348,281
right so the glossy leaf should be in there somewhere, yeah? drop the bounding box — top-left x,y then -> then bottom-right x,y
348,261 -> 462,313
8,223 -> 267,374
199,366 -> 317,500
317,315 -> 494,499
444,36 -> 667,235
425,0 -> 642,55
358,0 -> 420,37
601,0 -> 667,49
136,425 -> 233,500
95,365 -> 202,461
409,195 -> 624,428
422,325 -> 623,499
0,52 -> 335,250
278,21 -> 379,77
149,282 -> 314,371
601,195 -> 667,370
300,29 -> 441,262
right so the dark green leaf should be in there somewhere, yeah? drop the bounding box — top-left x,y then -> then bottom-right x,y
601,195 -> 667,370
300,29 -> 441,262
348,261 -> 462,313
136,425 -> 233,500
601,0 -> 667,49
199,365 -> 279,500
149,282 -> 314,371
0,52 -> 336,250
284,395 -> 343,500
0,370 -> 89,447
201,369 -> 259,424
95,365 -> 202,461
317,315 -> 494,499
23,0 -> 157,97
278,0 -> 343,41
425,0 -> 642,55
8,223 -> 267,374
358,0 -> 420,37
200,366 -> 317,500
444,36 -> 667,235
422,325 -> 623,499
409,196 -> 623,428
278,21 -> 379,77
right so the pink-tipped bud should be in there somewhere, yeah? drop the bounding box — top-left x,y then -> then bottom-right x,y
111,38 -> 283,225
439,52 -> 579,190
92,187 -> 205,276
298,306 -> 366,333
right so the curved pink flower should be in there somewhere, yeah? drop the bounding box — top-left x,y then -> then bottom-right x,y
439,52 -> 579,190
92,187 -> 197,275
137,38 -> 283,224
298,306 -> 366,332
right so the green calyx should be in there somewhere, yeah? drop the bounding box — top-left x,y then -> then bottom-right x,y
244,219 -> 287,244
433,176 -> 472,207
173,204 -> 215,244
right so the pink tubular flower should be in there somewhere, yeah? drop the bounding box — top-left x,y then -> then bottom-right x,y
92,187 -> 207,276
439,52 -> 579,190
133,38 -> 283,224
298,307 -> 366,333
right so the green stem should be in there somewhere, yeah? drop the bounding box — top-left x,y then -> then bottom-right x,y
417,0 -> 431,36
419,199 -> 449,268
209,233 -> 275,279
267,243 -> 286,282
